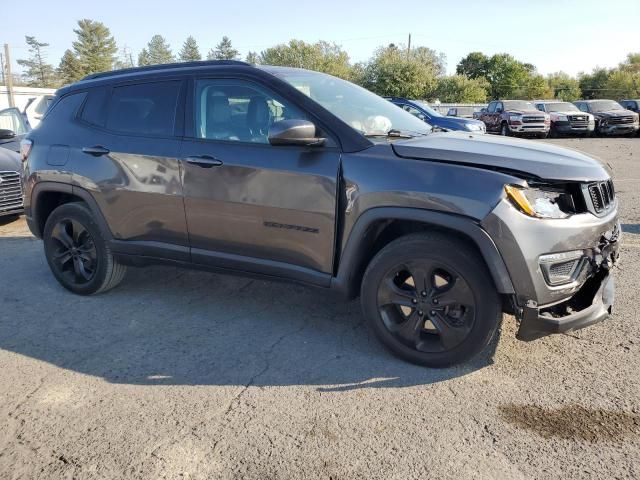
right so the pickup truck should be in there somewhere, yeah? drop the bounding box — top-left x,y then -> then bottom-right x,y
479,100 -> 550,138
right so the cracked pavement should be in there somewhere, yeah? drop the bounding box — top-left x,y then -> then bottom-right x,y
0,138 -> 639,479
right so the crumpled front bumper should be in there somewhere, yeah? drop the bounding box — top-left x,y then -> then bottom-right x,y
516,224 -> 620,340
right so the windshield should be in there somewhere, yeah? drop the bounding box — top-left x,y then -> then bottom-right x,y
544,102 -> 580,112
503,100 -> 538,111
589,100 -> 625,112
413,101 -> 443,117
270,68 -> 432,137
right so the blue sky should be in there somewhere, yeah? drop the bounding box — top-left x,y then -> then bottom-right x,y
3,0 -> 639,76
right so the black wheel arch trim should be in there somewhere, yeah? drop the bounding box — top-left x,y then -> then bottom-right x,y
27,182 -> 114,240
331,207 -> 516,299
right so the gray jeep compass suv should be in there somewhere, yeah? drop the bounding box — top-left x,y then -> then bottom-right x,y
22,61 -> 620,367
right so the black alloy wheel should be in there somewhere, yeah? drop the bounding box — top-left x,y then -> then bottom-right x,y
377,261 -> 476,353
49,218 -> 98,285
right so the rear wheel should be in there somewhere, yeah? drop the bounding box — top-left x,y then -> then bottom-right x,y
361,233 -> 502,367
43,202 -> 126,295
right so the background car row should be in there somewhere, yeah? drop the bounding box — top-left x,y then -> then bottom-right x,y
389,96 -> 640,138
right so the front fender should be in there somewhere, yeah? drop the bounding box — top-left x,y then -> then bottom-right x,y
331,206 -> 515,299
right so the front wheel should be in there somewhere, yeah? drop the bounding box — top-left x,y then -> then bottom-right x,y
500,123 -> 510,136
43,202 -> 127,295
361,233 -> 502,367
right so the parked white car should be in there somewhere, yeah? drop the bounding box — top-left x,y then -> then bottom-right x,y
534,101 -> 595,137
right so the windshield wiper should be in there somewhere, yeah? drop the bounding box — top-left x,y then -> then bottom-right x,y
364,129 -> 428,139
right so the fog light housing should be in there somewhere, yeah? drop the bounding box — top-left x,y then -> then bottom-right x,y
539,250 -> 585,286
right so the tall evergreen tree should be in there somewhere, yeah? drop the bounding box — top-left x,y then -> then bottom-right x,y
57,49 -> 83,85
138,48 -> 150,66
207,36 -> 239,60
179,36 -> 201,62
245,51 -> 260,64
144,35 -> 174,65
17,35 -> 57,87
72,19 -> 118,76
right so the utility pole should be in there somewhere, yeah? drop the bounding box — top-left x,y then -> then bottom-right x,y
0,52 -> 4,85
407,33 -> 412,58
3,44 -> 15,107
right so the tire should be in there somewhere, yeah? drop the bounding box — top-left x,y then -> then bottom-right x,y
361,233 -> 502,367
500,122 -> 510,136
537,132 -> 549,139
43,202 -> 126,295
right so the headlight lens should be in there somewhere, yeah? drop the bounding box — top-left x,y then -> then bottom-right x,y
556,115 -> 568,122
505,185 -> 571,219
509,114 -> 523,123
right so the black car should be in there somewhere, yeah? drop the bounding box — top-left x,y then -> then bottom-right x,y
22,61 -> 620,367
386,97 -> 486,133
619,99 -> 640,114
573,99 -> 639,136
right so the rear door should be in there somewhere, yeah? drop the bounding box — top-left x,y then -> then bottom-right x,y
68,80 -> 189,258
180,75 -> 341,278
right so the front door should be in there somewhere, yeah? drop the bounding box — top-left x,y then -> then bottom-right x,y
180,77 -> 341,278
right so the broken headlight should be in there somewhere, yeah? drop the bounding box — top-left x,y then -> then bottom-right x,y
505,184 -> 575,219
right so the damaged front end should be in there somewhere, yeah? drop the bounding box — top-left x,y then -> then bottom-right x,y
516,226 -> 620,340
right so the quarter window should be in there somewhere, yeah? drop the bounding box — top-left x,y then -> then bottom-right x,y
80,87 -> 108,126
194,79 -> 308,143
106,81 -> 180,136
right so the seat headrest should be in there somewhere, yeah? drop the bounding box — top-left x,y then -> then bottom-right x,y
247,96 -> 270,130
207,95 -> 231,124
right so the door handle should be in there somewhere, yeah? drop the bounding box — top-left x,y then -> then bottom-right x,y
184,155 -> 223,168
82,145 -> 110,156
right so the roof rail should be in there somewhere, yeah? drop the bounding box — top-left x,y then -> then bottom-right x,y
81,60 -> 252,81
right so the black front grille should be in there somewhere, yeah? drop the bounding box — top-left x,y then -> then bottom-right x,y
608,116 -> 635,125
588,179 -> 615,214
0,171 -> 23,213
522,116 -> 545,123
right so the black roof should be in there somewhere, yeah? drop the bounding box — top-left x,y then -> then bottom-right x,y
81,60 -> 252,81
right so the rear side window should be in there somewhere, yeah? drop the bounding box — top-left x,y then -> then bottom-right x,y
106,81 -> 180,136
80,87 -> 108,126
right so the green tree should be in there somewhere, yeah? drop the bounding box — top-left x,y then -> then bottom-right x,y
72,19 -> 118,76
259,40 -> 352,79
456,52 -> 489,79
620,52 -> 640,73
113,46 -> 135,70
546,72 -> 581,101
245,51 -> 260,64
411,46 -> 446,77
208,36 -> 239,60
513,74 -> 553,100
483,54 -> 530,99
142,35 -> 174,65
359,44 -> 437,98
17,35 -> 58,87
179,36 -> 201,62
57,49 -> 83,85
603,70 -> 640,98
579,68 -> 611,99
434,75 -> 488,103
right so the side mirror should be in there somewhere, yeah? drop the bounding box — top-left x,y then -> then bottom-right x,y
0,129 -> 16,140
268,119 -> 325,146
417,113 -> 426,121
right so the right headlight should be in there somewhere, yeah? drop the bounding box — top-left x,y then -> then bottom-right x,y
504,184 -> 573,219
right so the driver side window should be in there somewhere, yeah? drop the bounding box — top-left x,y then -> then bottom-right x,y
194,79 -> 308,143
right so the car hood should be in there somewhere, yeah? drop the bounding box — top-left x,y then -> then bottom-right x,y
0,147 -> 21,172
391,132 -> 610,182
506,109 -> 543,115
593,110 -> 636,118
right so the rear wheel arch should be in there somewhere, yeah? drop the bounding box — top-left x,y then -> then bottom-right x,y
30,183 -> 112,240
331,208 -> 515,300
